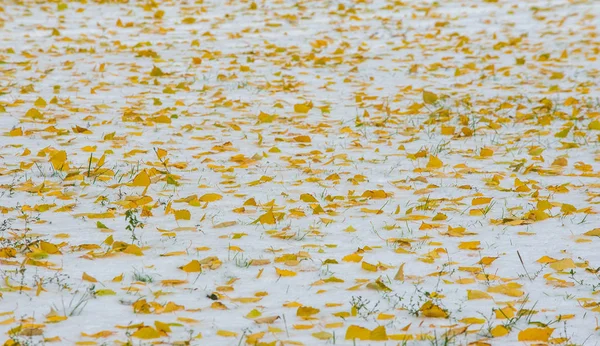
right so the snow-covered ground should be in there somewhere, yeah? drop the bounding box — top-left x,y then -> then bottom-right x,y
1,0 -> 600,345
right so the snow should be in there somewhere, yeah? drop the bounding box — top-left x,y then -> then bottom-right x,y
1,0 -> 600,345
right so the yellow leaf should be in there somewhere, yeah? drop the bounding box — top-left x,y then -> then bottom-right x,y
174,209 -> 191,221
588,120 -> 600,130
426,155 -> 443,169
480,148 -> 494,157
123,244 -> 143,256
467,290 -> 492,300
487,283 -> 524,297
9,127 -> 22,136
312,331 -> 332,340
300,193 -> 318,202
472,197 -> 492,206
361,261 -> 378,272
150,65 -> 164,77
95,289 -> 116,296
254,210 -> 276,225
394,263 -> 405,281
246,309 -> 262,319
377,313 -> 395,320
342,253 -> 363,262
254,316 -> 280,324
584,228 -> 600,237
132,326 -> 160,339
199,193 -> 222,202
458,241 -> 480,250
49,150 -> 68,171
491,325 -> 510,337
82,272 -> 98,283
25,108 -> 43,119
423,90 -> 438,104
345,325 -> 371,340
293,135 -> 311,143
180,260 -> 202,273
419,301 -> 448,318
275,267 -> 296,277
370,326 -> 388,341
297,306 -> 320,317
131,170 -> 151,187
154,321 -> 171,333
216,330 -> 238,337
549,258 -> 575,271
294,103 -> 312,114
518,327 -> 554,342
34,97 -> 47,108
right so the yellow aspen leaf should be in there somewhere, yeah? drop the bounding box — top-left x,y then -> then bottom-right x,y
377,313 -> 395,320
300,193 -> 318,202
467,290 -> 492,300
342,253 -> 363,262
199,193 -> 222,202
9,127 -> 22,136
132,327 -> 160,339
293,135 -> 311,143
491,325 -> 510,337
123,244 -> 143,256
584,228 -> 600,236
34,97 -> 47,108
293,324 -> 314,330
294,103 -> 312,114
275,267 -> 296,277
180,260 -> 202,273
345,325 -> 371,340
480,148 -> 494,157
0,318 -> 16,325
554,127 -> 571,138
361,261 -> 378,272
419,301 -> 448,318
131,170 -> 150,187
254,316 -> 280,324
112,273 -> 123,282
216,330 -> 237,337
49,150 -> 68,171
370,326 -> 388,341
312,331 -> 332,340
25,108 -> 43,119
549,258 -> 575,271
458,241 -> 480,250
254,210 -> 276,225
361,190 -> 388,199
154,321 -> 171,333
478,257 -> 498,266
81,331 -> 114,338
39,241 -> 60,254
150,66 -> 164,77
82,272 -> 98,283
257,111 -> 277,123
518,328 -> 554,342
95,289 -> 116,296
423,90 -> 438,104
426,155 -> 443,169
246,309 -> 262,319
472,197 -> 492,206
297,306 -> 320,317
460,317 -> 485,324
394,263 -> 405,281
174,209 -> 191,221
487,283 -> 524,297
